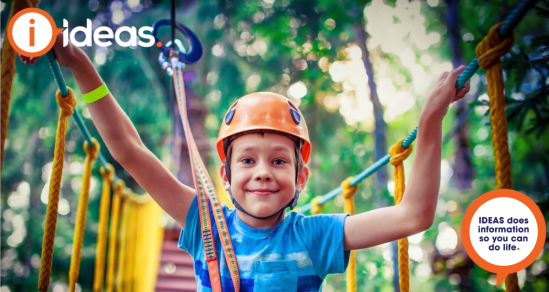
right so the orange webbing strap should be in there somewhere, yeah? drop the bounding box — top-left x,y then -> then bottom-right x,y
172,65 -> 240,291
388,138 -> 413,292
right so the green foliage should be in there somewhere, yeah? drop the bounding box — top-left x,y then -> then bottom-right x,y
1,0 -> 548,291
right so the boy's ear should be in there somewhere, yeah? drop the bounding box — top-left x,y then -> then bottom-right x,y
297,165 -> 309,191
220,164 -> 230,191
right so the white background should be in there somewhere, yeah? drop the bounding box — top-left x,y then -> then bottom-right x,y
470,197 -> 537,266
12,12 -> 52,53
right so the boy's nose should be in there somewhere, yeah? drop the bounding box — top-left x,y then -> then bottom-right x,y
254,164 -> 273,182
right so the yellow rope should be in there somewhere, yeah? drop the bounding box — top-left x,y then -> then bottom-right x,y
38,87 -> 77,291
129,201 -> 139,292
106,179 -> 124,292
68,138 -> 99,292
94,164 -> 114,292
116,194 -> 130,292
310,196 -> 325,215
340,177 -> 359,292
476,22 -> 519,292
388,138 -> 413,292
1,0 -> 40,173
112,191 -> 163,292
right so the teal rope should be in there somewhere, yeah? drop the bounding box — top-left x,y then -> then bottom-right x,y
298,128 -> 416,213
456,0 -> 538,89
46,51 -> 115,178
298,0 -> 537,214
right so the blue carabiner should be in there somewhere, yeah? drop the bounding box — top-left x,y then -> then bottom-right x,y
152,19 -> 203,64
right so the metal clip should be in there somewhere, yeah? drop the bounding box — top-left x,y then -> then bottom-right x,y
158,39 -> 186,76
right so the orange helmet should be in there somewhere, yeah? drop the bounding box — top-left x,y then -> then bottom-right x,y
216,92 -> 311,163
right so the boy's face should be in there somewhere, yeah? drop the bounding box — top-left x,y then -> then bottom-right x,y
221,133 -> 308,221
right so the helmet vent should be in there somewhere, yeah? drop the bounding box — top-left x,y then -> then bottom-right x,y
288,101 -> 301,124
225,102 -> 238,125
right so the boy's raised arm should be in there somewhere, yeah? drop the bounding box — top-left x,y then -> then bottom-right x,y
42,34 -> 195,228
343,66 -> 470,250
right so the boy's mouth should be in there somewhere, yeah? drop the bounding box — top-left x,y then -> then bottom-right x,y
247,189 -> 279,196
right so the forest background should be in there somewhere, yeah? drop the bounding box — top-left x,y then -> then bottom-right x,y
1,0 -> 548,291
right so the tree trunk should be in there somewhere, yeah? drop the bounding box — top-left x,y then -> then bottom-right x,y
445,1 -> 474,291
446,0 -> 474,190
355,23 -> 400,292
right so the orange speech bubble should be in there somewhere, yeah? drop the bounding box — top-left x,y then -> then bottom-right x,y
7,8 -> 65,57
462,189 -> 545,286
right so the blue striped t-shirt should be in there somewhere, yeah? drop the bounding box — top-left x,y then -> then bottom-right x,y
178,195 -> 350,291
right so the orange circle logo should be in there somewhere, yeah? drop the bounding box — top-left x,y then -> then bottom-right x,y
461,189 -> 546,286
7,8 -> 64,57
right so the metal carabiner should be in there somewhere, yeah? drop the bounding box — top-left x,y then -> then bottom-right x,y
152,19 -> 203,65
158,39 -> 186,76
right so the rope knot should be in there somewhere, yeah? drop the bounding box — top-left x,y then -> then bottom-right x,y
55,87 -> 77,117
83,138 -> 100,161
340,177 -> 359,200
100,164 -> 115,183
112,179 -> 126,194
389,138 -> 413,166
475,22 -> 514,70
310,196 -> 324,215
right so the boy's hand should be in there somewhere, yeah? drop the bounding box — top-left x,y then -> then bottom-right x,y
19,33 -> 80,68
422,65 -> 471,121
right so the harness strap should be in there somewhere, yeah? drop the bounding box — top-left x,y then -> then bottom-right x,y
172,65 -> 241,291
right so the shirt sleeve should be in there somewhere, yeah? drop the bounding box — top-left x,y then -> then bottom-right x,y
295,213 -> 350,278
178,194 -> 201,256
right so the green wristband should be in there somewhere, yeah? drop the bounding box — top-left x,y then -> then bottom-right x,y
83,84 -> 109,104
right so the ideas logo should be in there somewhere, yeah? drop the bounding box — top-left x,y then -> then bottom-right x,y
8,8 -> 156,57
8,8 -> 64,57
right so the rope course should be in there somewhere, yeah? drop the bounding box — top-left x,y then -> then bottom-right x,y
0,0 -> 538,291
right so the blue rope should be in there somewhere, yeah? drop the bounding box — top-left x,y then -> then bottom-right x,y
297,0 -> 537,213
46,51 -> 116,178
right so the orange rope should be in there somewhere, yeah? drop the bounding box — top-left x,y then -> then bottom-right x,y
69,138 -> 100,292
93,164 -> 114,292
1,0 -> 40,172
38,87 -> 76,291
388,138 -> 413,292
106,179 -> 124,292
475,22 -> 519,292
340,177 -> 359,292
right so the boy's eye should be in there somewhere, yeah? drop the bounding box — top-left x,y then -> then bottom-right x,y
241,158 -> 254,164
272,158 -> 286,165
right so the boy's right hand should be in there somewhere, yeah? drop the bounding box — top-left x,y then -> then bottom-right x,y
19,33 -> 79,68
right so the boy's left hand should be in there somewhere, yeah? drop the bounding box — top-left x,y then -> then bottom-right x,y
422,65 -> 471,121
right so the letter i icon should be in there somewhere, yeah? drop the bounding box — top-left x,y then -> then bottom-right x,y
29,19 -> 35,46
